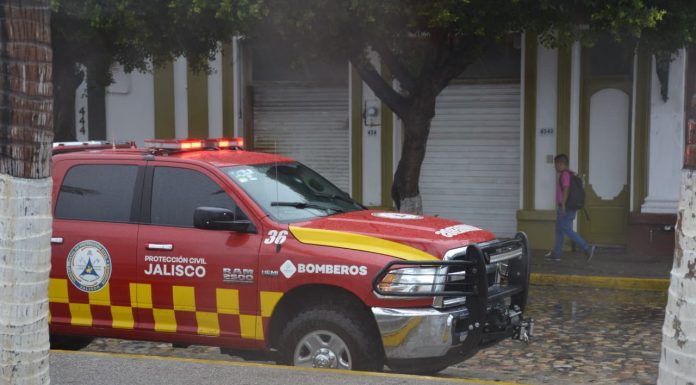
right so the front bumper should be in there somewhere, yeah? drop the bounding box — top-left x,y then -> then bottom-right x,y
371,306 -> 470,361
371,232 -> 533,372
372,304 -> 532,372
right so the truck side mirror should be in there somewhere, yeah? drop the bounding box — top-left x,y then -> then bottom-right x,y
193,207 -> 256,233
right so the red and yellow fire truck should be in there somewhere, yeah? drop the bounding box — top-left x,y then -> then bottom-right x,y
48,138 -> 532,374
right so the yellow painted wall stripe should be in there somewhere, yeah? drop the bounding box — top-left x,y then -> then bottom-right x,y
289,226 -> 438,261
531,273 -> 669,291
216,288 -> 240,315
154,62 -> 175,139
49,278 -> 69,303
260,291 -> 283,318
187,65 -> 208,139
222,43 -> 234,137
111,306 -> 135,329
172,286 -> 196,311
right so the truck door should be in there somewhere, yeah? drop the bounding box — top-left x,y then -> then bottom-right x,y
136,163 -> 261,345
50,161 -> 143,331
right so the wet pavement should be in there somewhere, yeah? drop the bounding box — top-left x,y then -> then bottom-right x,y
68,285 -> 667,385
442,285 -> 666,384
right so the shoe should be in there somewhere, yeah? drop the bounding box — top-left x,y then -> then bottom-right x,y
585,245 -> 596,262
545,251 -> 561,261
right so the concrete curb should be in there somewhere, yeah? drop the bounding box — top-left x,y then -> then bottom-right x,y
53,350 -> 532,385
530,273 -> 669,291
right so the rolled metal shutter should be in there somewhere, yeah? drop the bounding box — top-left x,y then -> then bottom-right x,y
253,83 -> 350,192
420,83 -> 521,237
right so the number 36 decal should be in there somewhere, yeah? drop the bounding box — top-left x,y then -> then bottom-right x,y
264,230 -> 288,245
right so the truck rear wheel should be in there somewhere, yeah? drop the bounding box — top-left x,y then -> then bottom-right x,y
277,307 -> 384,372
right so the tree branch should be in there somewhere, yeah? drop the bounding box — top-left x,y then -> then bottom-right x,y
350,55 -> 409,118
370,39 -> 418,94
432,38 -> 491,95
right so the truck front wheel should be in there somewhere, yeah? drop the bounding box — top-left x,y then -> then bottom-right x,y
277,307 -> 384,372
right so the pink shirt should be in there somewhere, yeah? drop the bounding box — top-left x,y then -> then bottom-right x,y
556,170 -> 571,205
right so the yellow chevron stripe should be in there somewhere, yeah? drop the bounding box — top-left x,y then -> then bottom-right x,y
289,226 -> 438,261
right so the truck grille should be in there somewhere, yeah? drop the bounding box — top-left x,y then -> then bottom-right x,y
433,237 -> 527,309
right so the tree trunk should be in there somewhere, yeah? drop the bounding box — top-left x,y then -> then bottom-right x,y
52,48 -> 83,142
391,104 -> 435,214
0,1 -> 53,384
658,169 -> 696,384
86,71 -> 106,140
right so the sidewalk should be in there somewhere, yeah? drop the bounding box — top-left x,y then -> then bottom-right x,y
529,247 -> 673,291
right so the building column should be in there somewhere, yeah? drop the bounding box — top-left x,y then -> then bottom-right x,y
173,56 -> 188,139
533,41 -> 558,210
642,49 -> 686,214
208,47 -> 223,138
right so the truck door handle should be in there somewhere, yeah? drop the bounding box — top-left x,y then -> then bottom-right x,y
51,237 -> 64,245
147,243 -> 173,251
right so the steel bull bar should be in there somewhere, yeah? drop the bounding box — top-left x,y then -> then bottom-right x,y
371,232 -> 534,367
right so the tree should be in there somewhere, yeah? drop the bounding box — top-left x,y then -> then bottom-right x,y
0,0 -> 53,383
1,1 -> 262,384
264,0 -> 679,213
52,0 -> 264,141
265,2 -> 696,380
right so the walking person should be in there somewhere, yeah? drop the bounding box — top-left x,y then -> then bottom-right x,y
546,154 -> 596,261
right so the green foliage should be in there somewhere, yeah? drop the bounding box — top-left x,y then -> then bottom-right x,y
53,0 -> 265,86
263,0 -> 696,205
265,0 -> 696,105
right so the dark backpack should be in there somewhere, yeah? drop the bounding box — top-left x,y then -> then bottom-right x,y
561,170 -> 585,210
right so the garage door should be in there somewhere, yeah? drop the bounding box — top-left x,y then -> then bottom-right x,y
253,83 -> 350,192
420,83 -> 521,237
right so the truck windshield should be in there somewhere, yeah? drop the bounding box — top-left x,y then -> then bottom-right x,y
221,162 -> 364,222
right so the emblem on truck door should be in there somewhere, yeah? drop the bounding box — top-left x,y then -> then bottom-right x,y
222,267 -> 255,284
66,240 -> 112,292
280,260 -> 297,279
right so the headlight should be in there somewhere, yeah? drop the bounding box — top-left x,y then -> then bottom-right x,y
377,267 -> 438,294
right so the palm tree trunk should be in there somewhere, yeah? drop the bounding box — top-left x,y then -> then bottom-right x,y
0,1 -> 53,384
658,169 -> 696,384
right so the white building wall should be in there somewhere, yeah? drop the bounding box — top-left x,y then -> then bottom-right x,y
534,43 -> 558,210
208,49 -> 223,138
642,50 -> 686,214
105,65 -> 155,146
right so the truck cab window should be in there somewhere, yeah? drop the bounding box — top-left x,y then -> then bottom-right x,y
150,167 -> 240,227
55,164 -> 139,222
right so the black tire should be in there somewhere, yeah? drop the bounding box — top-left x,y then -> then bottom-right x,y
49,335 -> 93,350
277,306 -> 384,372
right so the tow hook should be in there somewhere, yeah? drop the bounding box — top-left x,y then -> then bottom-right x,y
514,318 -> 534,344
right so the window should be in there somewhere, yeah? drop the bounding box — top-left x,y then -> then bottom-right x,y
151,167 -> 239,227
55,164 -> 139,222
222,162 -> 363,223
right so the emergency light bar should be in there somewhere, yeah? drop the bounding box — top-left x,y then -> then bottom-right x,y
144,137 -> 244,151
145,139 -> 203,150
210,137 -> 244,149
52,141 -> 136,154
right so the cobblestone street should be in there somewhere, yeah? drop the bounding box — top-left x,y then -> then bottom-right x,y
75,285 -> 667,385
